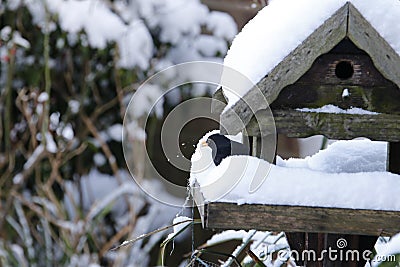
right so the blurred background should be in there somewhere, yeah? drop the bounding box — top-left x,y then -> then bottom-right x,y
0,0 -> 320,266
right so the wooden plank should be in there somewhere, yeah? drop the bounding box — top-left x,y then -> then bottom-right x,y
291,52 -> 394,87
348,3 -> 400,89
205,202 -> 400,236
211,87 -> 227,114
271,84 -> 400,114
246,109 -> 400,141
220,3 -> 349,135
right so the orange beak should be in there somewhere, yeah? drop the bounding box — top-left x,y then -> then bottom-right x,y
201,141 -> 208,147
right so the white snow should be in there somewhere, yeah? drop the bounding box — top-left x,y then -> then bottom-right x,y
166,216 -> 192,240
12,31 -> 31,49
206,11 -> 237,40
124,120 -> 147,141
107,124 -> 123,142
204,230 -> 289,266
352,0 -> 400,54
93,153 -> 106,166
277,139 -> 387,173
68,99 -> 80,114
49,112 -> 60,130
117,20 -> 153,69
24,145 -> 45,170
52,0 -> 125,49
190,129 -> 244,186
206,230 -> 279,247
194,35 -> 227,57
13,174 -> 23,185
61,124 -> 74,141
221,0 -> 400,108
20,0 -> 236,71
129,84 -> 164,119
372,234 -> 400,266
342,88 -> 350,98
25,0 -> 154,69
6,0 -> 22,11
297,104 -> 379,115
1,27 -> 31,49
145,0 -> 208,45
191,133 -> 400,211
45,132 -> 57,153
0,26 -> 12,40
37,92 -> 49,102
221,0 -> 347,107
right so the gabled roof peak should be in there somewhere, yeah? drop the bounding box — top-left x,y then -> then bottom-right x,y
221,0 -> 400,112
219,1 -> 400,135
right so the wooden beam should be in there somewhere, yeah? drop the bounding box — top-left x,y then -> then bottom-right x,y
246,109 -> 400,141
205,202 -> 400,236
220,3 -> 349,135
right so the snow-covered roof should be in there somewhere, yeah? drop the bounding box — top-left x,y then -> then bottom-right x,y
219,0 -> 400,130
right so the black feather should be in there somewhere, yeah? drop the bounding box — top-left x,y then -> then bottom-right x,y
206,134 -> 250,166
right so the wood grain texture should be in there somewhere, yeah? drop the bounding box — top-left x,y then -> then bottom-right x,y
218,3 -> 400,136
205,202 -> 400,236
246,109 -> 400,141
220,3 -> 349,135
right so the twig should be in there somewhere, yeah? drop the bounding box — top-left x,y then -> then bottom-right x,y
111,219 -> 197,251
4,43 -> 16,172
80,113 -> 120,177
41,4 -> 51,147
99,224 -> 132,258
194,249 -> 243,267
112,45 -> 126,119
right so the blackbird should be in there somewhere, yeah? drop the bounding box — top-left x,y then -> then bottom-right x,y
202,134 -> 250,166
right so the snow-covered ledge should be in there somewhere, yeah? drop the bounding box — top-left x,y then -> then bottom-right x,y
190,133 -> 400,235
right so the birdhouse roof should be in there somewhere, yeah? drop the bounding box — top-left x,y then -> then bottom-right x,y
219,0 -> 400,135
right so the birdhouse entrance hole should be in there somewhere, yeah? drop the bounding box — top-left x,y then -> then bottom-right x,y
335,60 -> 354,79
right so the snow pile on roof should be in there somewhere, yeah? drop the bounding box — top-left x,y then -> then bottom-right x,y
278,139 -> 387,173
221,0 -> 400,108
372,233 -> 400,267
191,134 -> 400,210
297,104 -> 379,115
353,0 -> 400,54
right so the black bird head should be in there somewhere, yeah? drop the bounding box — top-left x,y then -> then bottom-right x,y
202,134 -> 250,166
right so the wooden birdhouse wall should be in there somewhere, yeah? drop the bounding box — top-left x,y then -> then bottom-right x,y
270,39 -> 400,114
243,38 -> 400,142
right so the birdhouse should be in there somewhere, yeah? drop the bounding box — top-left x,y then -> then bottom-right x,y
192,1 -> 400,266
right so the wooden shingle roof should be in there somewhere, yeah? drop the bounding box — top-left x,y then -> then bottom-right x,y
219,2 -> 400,135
